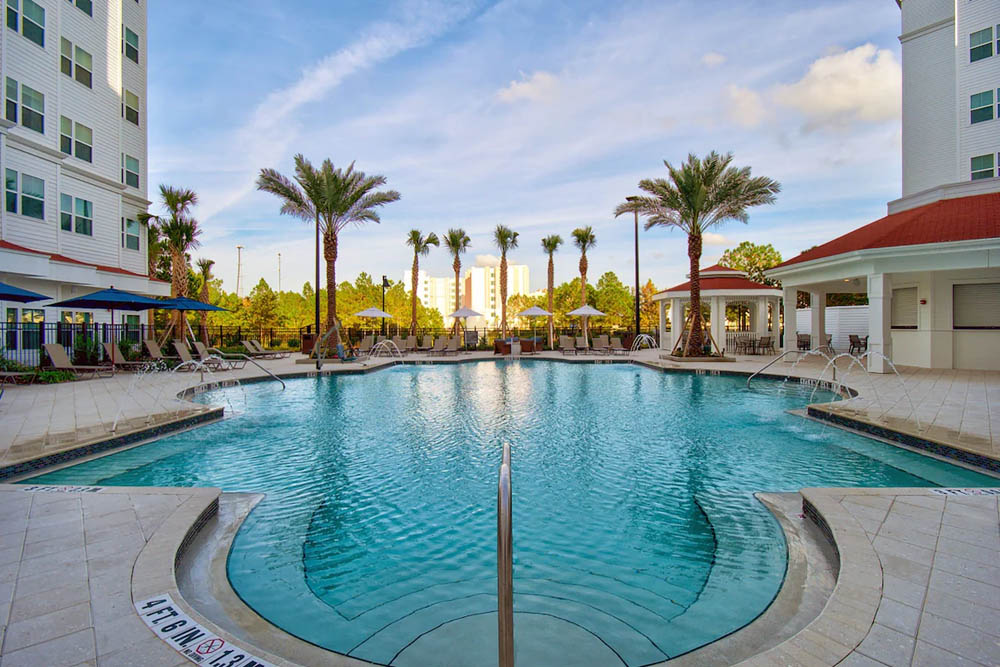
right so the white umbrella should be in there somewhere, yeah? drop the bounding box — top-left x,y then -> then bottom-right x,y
567,305 -> 605,347
447,307 -> 483,349
354,307 -> 392,337
516,306 -> 552,348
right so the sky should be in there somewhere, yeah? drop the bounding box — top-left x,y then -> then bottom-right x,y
147,0 -> 904,296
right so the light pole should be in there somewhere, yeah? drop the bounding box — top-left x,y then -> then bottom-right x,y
277,252 -> 281,292
381,275 -> 389,336
626,196 -> 641,336
235,245 -> 244,298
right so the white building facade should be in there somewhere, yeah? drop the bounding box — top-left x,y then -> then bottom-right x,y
462,263 -> 529,328
402,269 -> 462,325
0,0 -> 166,344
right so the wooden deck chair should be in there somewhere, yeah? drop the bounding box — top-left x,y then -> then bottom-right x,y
101,341 -> 147,371
43,343 -> 113,379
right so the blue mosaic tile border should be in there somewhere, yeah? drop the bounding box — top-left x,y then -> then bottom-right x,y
807,406 -> 1000,475
0,408 -> 224,482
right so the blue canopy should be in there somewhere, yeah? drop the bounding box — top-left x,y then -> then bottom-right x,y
48,287 -> 164,311
0,281 -> 48,303
157,296 -> 228,312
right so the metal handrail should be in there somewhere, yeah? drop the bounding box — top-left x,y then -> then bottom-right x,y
745,349 -> 805,389
497,442 -> 513,667
208,349 -> 286,390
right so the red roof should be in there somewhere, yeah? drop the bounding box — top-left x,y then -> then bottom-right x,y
700,264 -> 738,273
0,239 -> 167,282
775,192 -> 1000,269
661,276 -> 778,293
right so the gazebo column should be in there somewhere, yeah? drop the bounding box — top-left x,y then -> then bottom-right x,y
710,296 -> 725,355
756,297 -> 769,338
782,286 -> 797,360
810,290 -> 826,350
657,299 -> 667,349
868,273 -> 892,373
669,298 -> 682,351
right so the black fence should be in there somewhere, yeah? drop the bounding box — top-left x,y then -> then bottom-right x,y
0,322 -> 661,368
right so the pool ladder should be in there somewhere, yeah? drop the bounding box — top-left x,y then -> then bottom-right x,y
497,442 -> 514,667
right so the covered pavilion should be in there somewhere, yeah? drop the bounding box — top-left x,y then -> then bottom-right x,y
651,265 -> 781,355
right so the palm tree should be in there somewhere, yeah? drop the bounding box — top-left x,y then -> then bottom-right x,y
571,226 -> 596,342
196,258 -> 214,345
493,225 -> 519,338
257,155 -> 400,343
540,235 -> 562,349
617,151 -> 780,356
406,230 -> 439,335
138,186 -> 200,333
443,228 -> 471,333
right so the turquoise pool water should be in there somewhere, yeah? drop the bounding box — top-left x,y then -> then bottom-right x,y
26,361 -> 996,665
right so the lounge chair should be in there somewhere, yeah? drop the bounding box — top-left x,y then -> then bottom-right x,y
404,335 -> 417,354
446,336 -> 461,355
357,336 -> 373,357
429,337 -> 447,356
174,341 -> 223,371
194,342 -> 248,370
609,337 -> 628,355
43,343 -> 113,379
250,340 -> 289,359
242,340 -> 277,359
101,341 -> 148,371
391,335 -> 405,352
144,338 -> 178,363
559,336 -> 577,355
575,336 -> 589,354
592,334 -> 610,354
418,335 -> 433,352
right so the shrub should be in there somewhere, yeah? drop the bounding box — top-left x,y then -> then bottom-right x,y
34,369 -> 76,384
0,356 -> 31,372
286,338 -> 300,349
73,336 -> 101,365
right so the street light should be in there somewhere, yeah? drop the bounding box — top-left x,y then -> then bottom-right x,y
625,196 -> 641,337
381,275 -> 390,336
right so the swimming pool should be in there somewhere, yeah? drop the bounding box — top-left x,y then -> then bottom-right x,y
26,361 -> 997,665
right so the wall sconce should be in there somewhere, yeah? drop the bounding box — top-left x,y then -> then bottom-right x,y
919,299 -> 927,305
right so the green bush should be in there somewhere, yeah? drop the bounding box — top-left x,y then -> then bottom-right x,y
73,336 -> 101,365
35,369 -> 76,384
286,338 -> 300,349
0,356 -> 31,372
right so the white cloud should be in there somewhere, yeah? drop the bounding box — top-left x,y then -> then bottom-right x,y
475,254 -> 501,267
702,232 -> 731,246
773,43 -> 900,130
496,71 -> 559,103
725,85 -> 767,128
701,51 -> 726,67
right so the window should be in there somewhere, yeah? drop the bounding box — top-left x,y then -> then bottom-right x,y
66,0 -> 92,16
122,154 -> 139,188
5,77 -> 16,123
61,39 -> 92,88
21,308 -> 43,349
971,153 -> 995,180
60,116 -> 93,162
891,287 -> 918,329
60,194 -> 91,235
124,26 -> 139,64
970,27 -> 994,62
5,169 -> 16,213
6,0 -> 16,31
124,90 -> 139,125
20,0 -> 41,46
20,173 -> 44,220
20,81 -> 44,133
953,283 -> 1000,329
971,90 -> 994,124
60,193 -> 72,231
122,217 -> 140,250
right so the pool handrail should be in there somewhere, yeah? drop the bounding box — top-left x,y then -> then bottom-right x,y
746,348 -> 825,390
208,348 -> 286,390
497,442 -> 513,667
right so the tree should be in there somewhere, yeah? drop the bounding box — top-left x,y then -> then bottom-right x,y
540,235 -> 563,348
719,241 -> 782,285
571,226 -> 597,342
195,258 -> 215,344
619,152 -> 780,356
406,230 -> 439,334
138,186 -> 200,332
245,279 -> 279,329
493,225 -> 519,338
595,271 -> 633,328
443,228 -> 471,332
257,154 -> 400,343
640,279 -> 659,330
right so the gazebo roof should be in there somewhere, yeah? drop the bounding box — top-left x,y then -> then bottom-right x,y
654,265 -> 780,299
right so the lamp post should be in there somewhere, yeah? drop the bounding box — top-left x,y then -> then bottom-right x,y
381,275 -> 389,336
626,196 -> 641,337
314,220 -> 320,370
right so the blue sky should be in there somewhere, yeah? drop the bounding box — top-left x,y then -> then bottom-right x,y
147,0 -> 904,294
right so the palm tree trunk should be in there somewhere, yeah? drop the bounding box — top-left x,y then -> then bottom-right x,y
500,254 -> 508,338
171,249 -> 185,333
579,255 -> 588,343
323,231 -> 340,345
453,257 -> 461,335
410,254 -> 419,335
547,254 -> 554,349
199,281 -> 209,345
686,233 -> 703,356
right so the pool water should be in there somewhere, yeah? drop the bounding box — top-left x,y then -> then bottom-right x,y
26,361 -> 997,665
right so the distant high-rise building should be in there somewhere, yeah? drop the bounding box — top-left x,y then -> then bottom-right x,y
403,269 -> 462,325
462,263 -> 530,328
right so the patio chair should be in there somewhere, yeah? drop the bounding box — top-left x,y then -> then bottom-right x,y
250,340 -> 290,359
43,343 -> 114,379
144,338 -> 178,363
194,342 -> 248,370
101,341 -> 148,371
404,335 -> 417,354
391,335 -> 405,352
609,337 -> 629,355
796,333 -> 811,351
734,336 -> 752,355
429,337 -> 448,356
575,336 -> 589,354
418,335 -> 433,352
242,340 -> 280,359
0,370 -> 37,402
757,336 -> 776,355
444,337 -> 460,356
825,334 -> 834,352
174,341 -> 224,371
357,336 -> 374,357
559,336 -> 577,355
592,334 -> 610,354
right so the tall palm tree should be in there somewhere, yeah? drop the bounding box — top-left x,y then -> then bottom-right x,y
617,151 -> 780,356
406,230 -> 439,335
257,155 -> 400,344
540,235 -> 562,349
571,226 -> 596,342
138,186 -> 200,332
493,225 -> 519,338
196,258 -> 214,345
443,228 -> 471,333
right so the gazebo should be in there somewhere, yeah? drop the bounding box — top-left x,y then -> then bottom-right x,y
651,265 -> 782,355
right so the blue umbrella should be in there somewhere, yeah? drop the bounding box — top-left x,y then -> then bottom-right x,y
49,287 -> 163,311
158,296 -> 229,312
0,281 -> 49,303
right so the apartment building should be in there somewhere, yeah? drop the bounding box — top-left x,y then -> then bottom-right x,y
462,263 -> 529,328
402,269 -> 461,325
0,0 -> 166,339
